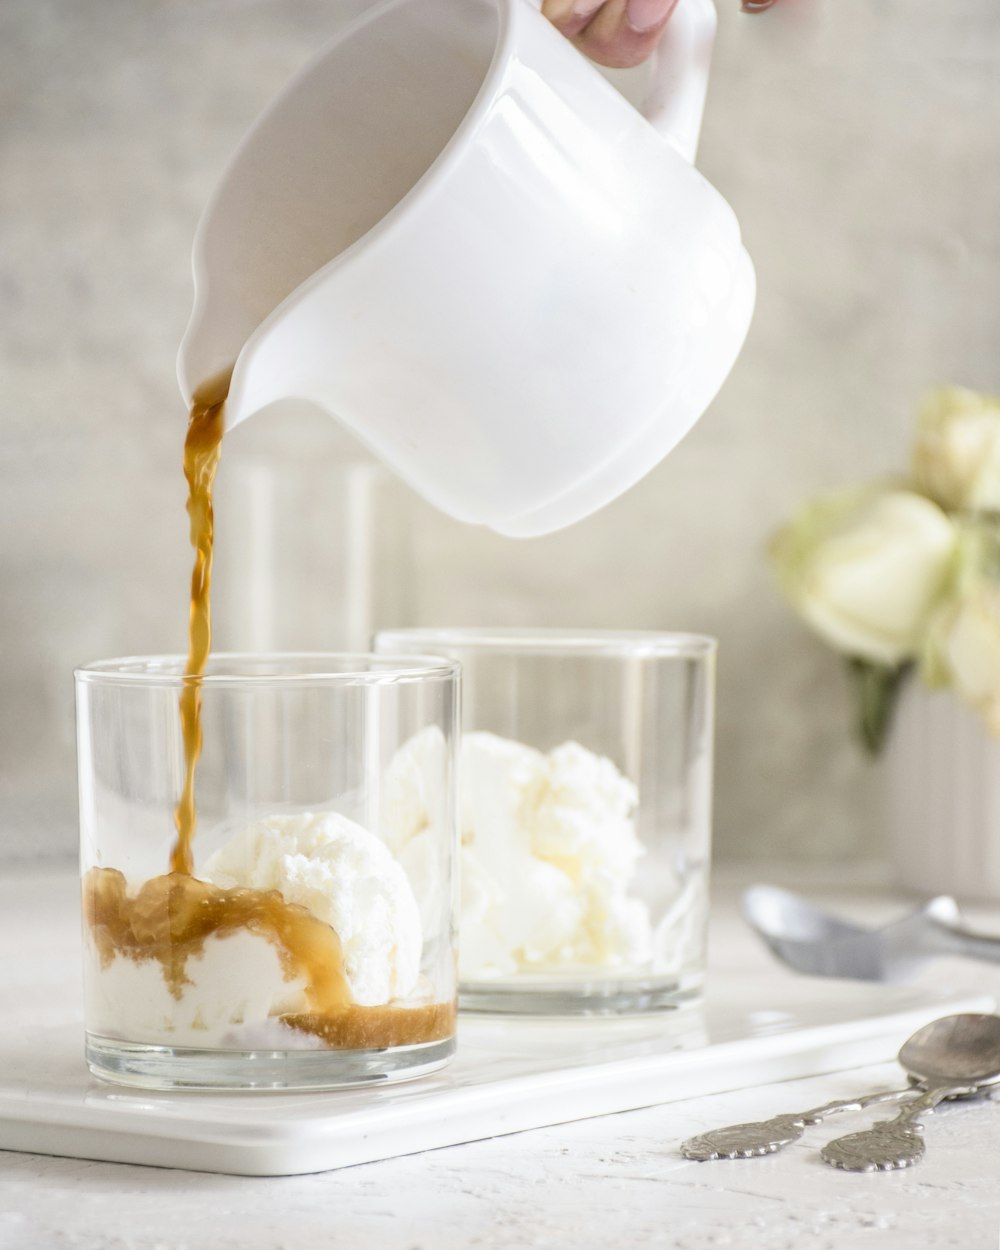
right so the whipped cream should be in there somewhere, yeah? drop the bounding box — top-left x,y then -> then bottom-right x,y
384,728 -> 652,979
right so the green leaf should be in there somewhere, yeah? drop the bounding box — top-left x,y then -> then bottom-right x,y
846,659 -> 911,758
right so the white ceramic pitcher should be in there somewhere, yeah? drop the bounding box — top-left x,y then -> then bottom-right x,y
178,0 -> 755,537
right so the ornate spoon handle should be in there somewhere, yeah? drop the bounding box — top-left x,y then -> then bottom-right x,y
820,1082 -> 979,1172
680,1086 -> 916,1161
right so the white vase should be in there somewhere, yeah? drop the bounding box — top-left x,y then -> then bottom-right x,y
887,680 -> 1000,900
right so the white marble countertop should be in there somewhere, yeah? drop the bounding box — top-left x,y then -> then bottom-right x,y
4,862 -> 1000,1250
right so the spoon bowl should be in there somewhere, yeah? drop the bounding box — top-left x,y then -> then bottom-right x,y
899,1012 -> 1000,1088
742,885 -> 1000,982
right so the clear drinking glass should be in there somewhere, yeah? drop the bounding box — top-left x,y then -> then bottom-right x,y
375,629 -> 715,1014
76,653 -> 459,1090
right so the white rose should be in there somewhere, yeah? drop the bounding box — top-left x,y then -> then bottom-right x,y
913,387 -> 1000,512
770,486 -> 956,665
936,583 -> 1000,736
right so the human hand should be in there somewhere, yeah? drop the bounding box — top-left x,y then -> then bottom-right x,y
542,0 -> 680,69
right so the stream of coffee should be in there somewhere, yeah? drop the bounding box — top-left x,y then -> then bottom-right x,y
170,369 -> 231,877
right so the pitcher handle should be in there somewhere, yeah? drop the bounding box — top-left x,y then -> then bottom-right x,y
642,0 -> 717,163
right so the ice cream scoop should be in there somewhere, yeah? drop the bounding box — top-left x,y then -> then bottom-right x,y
203,811 -> 423,1005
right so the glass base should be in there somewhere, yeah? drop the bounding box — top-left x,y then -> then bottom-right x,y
85,1033 -> 455,1092
459,973 -> 703,1017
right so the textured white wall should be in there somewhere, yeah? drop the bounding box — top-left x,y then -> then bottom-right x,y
2,0 -> 998,862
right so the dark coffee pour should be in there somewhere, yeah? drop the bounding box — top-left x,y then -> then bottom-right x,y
171,369 -> 231,877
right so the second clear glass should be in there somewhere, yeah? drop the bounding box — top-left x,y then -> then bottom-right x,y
375,629 -> 716,1015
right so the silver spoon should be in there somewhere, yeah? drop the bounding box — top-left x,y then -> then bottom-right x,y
742,885 -> 1000,982
680,1012 -> 1000,1163
821,1013 -> 1000,1172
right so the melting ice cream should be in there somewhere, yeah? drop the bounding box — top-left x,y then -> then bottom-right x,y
83,811 -> 452,1050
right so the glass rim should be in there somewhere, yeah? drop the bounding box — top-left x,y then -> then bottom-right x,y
74,651 -> 460,688
374,627 -> 717,659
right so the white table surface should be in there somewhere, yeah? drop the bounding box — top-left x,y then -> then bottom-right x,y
4,862 -> 1000,1250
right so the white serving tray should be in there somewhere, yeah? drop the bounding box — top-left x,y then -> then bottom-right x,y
0,976 -> 990,1177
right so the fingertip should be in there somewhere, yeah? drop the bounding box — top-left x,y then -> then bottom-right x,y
573,0 -> 679,69
575,26 -> 665,69
542,0 -> 604,38
624,0 -> 679,34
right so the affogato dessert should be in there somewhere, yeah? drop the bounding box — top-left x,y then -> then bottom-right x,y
83,812 -> 454,1051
